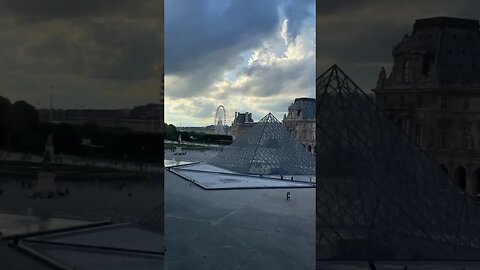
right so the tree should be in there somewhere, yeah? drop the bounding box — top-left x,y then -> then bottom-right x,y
8,101 -> 39,133
164,123 -> 178,140
52,123 -> 81,155
6,100 -> 39,151
0,96 -> 12,149
80,122 -> 100,140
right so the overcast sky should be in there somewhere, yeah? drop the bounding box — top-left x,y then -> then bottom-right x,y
165,0 -> 315,127
0,0 -> 163,110
317,0 -> 480,93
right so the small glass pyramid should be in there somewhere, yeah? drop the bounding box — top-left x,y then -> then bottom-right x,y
209,113 -> 315,175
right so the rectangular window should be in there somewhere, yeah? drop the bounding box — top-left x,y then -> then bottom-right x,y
415,124 -> 421,145
440,124 -> 447,148
463,124 -> 471,149
464,97 -> 470,110
440,96 -> 447,109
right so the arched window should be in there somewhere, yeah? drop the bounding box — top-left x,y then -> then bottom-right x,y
454,166 -> 467,192
473,168 -> 480,196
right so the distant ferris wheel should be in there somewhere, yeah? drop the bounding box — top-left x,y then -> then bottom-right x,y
214,105 -> 227,135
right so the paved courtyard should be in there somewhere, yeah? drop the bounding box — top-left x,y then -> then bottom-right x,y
317,261 -> 480,269
164,170 -> 315,270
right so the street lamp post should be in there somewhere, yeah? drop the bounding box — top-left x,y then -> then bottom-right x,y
49,86 -> 54,123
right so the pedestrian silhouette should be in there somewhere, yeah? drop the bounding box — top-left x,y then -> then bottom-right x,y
368,260 -> 376,270
286,192 -> 291,201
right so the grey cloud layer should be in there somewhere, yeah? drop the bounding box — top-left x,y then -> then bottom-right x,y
0,0 -> 163,108
0,0 -> 160,20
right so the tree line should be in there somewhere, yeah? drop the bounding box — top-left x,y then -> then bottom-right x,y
0,96 -> 163,162
164,123 -> 232,145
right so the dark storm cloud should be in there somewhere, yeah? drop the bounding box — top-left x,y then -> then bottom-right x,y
82,20 -> 161,81
0,0 -> 158,20
0,0 -> 163,108
318,22 -> 407,65
165,0 -> 279,74
317,0 -> 480,91
165,0 -> 280,97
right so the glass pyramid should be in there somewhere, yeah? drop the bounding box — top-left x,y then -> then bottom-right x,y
209,113 -> 315,175
316,65 -> 480,261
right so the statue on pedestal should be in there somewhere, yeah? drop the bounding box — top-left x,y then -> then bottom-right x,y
376,67 -> 387,89
42,134 -> 54,171
35,134 -> 57,198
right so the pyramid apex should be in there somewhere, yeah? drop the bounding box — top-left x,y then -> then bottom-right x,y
259,113 -> 281,123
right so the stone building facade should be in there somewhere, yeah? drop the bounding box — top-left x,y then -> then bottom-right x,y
231,112 -> 256,140
283,97 -> 316,153
374,17 -> 480,196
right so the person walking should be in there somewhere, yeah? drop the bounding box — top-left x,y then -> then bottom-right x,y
286,192 -> 291,201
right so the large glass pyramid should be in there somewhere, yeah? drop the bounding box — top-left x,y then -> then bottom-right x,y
316,65 -> 480,261
209,113 -> 315,175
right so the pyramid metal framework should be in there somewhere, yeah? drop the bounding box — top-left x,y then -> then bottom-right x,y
209,113 -> 315,175
316,65 -> 480,261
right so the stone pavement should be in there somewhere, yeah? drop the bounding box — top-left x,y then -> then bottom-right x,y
165,170 -> 315,270
317,261 -> 480,269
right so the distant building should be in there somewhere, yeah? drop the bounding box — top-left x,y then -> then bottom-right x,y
38,103 -> 163,133
283,98 -> 316,153
178,125 -> 215,134
231,112 -> 256,140
374,17 -> 480,196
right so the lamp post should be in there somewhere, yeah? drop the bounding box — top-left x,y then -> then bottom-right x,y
49,86 -> 54,123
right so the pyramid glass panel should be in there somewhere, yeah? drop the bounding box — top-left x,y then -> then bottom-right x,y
316,65 -> 480,260
209,113 -> 315,175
